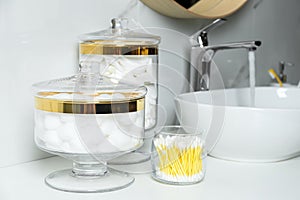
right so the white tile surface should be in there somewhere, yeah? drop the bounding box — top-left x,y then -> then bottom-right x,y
1,156 -> 300,200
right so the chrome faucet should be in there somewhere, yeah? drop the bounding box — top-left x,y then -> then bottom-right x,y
278,61 -> 294,83
198,41 -> 262,91
190,19 -> 262,91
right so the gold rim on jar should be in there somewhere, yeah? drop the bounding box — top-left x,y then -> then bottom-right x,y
80,41 -> 158,55
35,92 -> 145,114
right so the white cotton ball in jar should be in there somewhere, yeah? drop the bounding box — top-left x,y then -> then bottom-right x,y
112,112 -> 137,127
100,115 -> 123,138
57,122 -> 78,142
73,94 -> 91,101
78,128 -> 103,148
44,114 -> 61,130
69,137 -> 87,154
49,93 -> 73,100
34,126 -> 43,139
100,114 -> 141,151
60,113 -> 75,123
95,94 -> 112,100
114,57 -> 152,84
95,114 -> 104,128
129,112 -> 138,123
135,111 -> 145,129
42,130 -> 62,149
74,114 -> 107,146
107,131 -> 138,151
112,93 -> 125,99
61,142 -> 72,153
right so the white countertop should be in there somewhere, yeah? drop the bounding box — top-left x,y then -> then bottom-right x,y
1,156 -> 300,200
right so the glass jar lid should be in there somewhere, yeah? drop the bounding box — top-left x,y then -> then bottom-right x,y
79,18 -> 161,46
33,73 -> 147,114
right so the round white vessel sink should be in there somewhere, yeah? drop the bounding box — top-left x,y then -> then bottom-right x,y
175,87 -> 300,162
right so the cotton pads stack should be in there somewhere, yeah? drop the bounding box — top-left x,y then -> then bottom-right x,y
98,56 -> 157,129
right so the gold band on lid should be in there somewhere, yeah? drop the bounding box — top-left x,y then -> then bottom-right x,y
80,42 -> 158,55
35,92 -> 145,114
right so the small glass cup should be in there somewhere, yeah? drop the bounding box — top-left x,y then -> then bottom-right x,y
151,126 -> 206,185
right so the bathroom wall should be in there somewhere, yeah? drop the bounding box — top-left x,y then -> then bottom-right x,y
1,0 -> 299,167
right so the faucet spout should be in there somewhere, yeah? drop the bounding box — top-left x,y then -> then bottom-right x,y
197,40 -> 262,91
204,40 -> 262,52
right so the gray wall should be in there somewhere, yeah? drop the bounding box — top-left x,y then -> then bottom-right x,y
1,0 -> 299,167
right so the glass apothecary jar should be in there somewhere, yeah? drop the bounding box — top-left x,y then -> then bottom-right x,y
79,18 -> 160,130
33,72 -> 147,193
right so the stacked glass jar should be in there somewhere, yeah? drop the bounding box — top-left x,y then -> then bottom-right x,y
79,18 -> 160,130
33,71 -> 147,192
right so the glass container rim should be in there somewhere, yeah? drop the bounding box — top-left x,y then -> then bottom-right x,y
154,125 -> 204,137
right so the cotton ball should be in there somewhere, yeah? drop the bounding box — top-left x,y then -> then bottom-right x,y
73,94 -> 90,101
69,137 -> 86,154
49,93 -> 73,100
79,129 -> 102,148
96,94 -> 112,100
100,115 -> 122,136
44,114 -> 61,130
112,112 -> 144,138
60,113 -> 75,123
107,132 -> 137,151
34,127 -> 43,138
129,112 -> 138,122
135,112 -> 145,129
74,115 -> 106,147
113,112 -> 136,127
70,136 -> 83,148
103,116 -> 141,151
42,130 -> 62,149
112,93 -> 125,99
57,122 -> 78,142
116,57 -> 153,84
61,142 -> 71,153
95,115 -> 104,127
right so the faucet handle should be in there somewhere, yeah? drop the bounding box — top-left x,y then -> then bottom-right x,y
279,61 -> 294,83
190,18 -> 226,47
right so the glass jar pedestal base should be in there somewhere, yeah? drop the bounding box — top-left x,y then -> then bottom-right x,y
45,162 -> 134,193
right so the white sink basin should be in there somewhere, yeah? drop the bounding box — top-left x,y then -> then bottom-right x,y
175,87 -> 300,162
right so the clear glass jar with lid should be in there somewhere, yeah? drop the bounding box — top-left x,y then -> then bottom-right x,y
79,18 -> 160,130
33,71 -> 147,193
